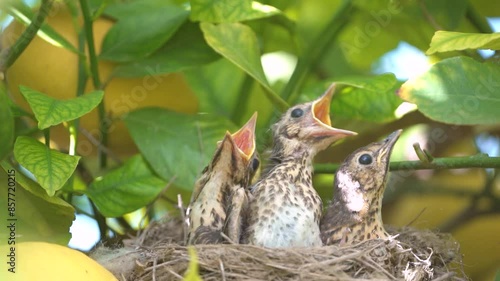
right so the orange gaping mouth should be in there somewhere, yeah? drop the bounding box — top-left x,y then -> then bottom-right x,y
231,112 -> 257,159
312,84 -> 335,127
309,84 -> 357,138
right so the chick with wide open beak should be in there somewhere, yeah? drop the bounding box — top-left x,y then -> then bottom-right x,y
229,112 -> 258,161
308,83 -> 357,139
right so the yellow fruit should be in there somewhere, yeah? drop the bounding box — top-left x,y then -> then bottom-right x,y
0,242 -> 117,281
2,3 -> 198,157
453,215 -> 500,281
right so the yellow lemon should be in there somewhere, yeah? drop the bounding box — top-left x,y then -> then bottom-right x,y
0,241 -> 117,281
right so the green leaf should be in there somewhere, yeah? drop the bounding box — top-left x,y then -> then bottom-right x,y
183,247 -> 203,281
0,82 -> 14,160
399,56 -> 500,125
337,10 -> 400,70
124,108 -> 237,190
427,31 -> 500,55
423,0 -> 467,30
6,1 -> 80,54
14,136 -> 80,196
302,74 -> 402,123
471,0 -> 500,17
113,22 -> 220,77
201,22 -> 268,86
352,0 -> 466,53
104,0 -> 174,20
0,161 -> 75,245
19,86 -> 104,130
333,74 -> 402,123
87,155 -> 167,217
99,4 -> 189,62
200,22 -> 287,110
184,59 -> 245,116
190,0 -> 280,23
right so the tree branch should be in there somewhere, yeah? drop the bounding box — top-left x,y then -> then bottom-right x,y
314,154 -> 500,174
79,0 -> 108,168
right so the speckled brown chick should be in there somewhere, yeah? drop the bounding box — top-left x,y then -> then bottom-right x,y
243,84 -> 357,248
320,130 -> 402,246
187,113 -> 260,245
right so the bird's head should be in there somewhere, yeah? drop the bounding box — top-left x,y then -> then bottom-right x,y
333,130 -> 402,219
271,84 -> 357,158
211,112 -> 260,186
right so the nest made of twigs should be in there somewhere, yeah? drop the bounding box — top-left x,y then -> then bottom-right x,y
92,216 -> 468,281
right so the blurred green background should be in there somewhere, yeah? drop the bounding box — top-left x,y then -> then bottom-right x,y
1,1 -> 499,280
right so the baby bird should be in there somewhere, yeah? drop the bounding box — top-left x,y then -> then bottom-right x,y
243,84 -> 357,248
187,113 -> 259,244
320,129 -> 402,246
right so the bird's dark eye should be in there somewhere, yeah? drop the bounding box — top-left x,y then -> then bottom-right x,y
358,154 -> 372,165
251,158 -> 260,171
290,108 -> 304,118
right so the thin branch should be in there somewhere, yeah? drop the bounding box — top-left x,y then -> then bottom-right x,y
412,143 -> 433,163
314,154 -> 500,174
79,0 -> 108,168
281,0 -> 354,105
0,0 -> 54,73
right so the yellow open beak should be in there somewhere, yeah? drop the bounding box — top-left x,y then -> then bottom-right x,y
309,83 -> 357,138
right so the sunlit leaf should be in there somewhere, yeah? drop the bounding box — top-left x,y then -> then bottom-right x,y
20,86 -> 104,130
113,22 -> 220,77
201,23 -> 268,86
427,31 -> 500,55
124,108 -> 237,190
14,136 -> 80,196
399,56 -> 500,125
5,1 -> 80,54
201,22 -> 287,110
100,4 -> 189,62
0,161 -> 74,245
0,82 -> 14,160
183,247 -> 203,281
190,0 -> 280,23
87,155 -> 168,217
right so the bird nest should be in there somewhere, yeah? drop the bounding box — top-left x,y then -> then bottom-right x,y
92,216 -> 468,281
